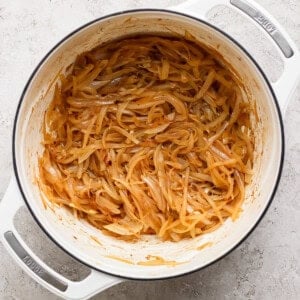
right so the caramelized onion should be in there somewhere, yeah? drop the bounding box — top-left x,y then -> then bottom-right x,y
39,35 -> 254,241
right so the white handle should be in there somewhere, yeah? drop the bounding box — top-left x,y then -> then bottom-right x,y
0,177 -> 122,300
170,0 -> 300,115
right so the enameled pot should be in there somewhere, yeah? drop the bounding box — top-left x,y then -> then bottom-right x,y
0,0 -> 299,299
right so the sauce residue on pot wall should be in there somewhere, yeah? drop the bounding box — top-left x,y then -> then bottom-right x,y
196,242 -> 213,251
105,255 -> 134,265
90,235 -> 103,246
137,255 -> 185,266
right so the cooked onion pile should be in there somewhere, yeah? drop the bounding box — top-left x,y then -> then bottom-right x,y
39,35 -> 254,241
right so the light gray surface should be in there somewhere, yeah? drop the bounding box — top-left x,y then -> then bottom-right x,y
0,0 -> 299,299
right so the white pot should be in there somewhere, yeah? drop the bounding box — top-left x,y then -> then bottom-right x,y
0,0 -> 299,299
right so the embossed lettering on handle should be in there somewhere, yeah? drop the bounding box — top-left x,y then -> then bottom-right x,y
254,14 -> 276,34
4,231 -> 68,292
23,255 -> 45,276
230,0 -> 294,58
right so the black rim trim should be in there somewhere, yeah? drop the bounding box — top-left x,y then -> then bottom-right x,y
12,8 -> 285,281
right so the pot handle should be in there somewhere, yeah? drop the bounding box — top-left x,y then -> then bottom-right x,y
0,177 -> 122,300
171,0 -> 300,115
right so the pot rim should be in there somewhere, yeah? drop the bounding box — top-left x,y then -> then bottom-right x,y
12,8 -> 285,281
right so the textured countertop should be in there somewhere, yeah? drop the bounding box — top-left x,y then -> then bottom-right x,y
0,0 -> 299,299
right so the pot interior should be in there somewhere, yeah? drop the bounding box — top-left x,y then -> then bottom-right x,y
14,10 -> 283,279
